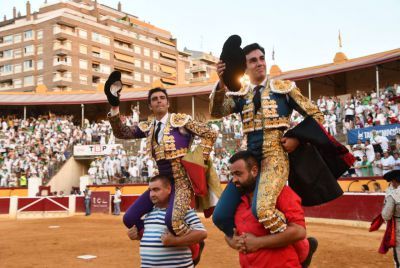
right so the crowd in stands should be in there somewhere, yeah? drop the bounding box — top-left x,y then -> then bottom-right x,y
344,131 -> 400,178
0,114 -> 114,187
315,83 -> 400,136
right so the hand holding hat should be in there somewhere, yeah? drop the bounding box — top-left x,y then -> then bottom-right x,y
219,35 -> 246,92
104,71 -> 123,106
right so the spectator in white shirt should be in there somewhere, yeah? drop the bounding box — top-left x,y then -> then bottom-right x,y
344,100 -> 355,124
128,160 -> 140,182
352,139 -> 365,160
328,111 -> 337,136
364,139 -> 375,163
371,131 -> 387,154
373,152 -> 383,176
113,186 -> 122,215
381,151 -> 395,175
393,152 -> 400,170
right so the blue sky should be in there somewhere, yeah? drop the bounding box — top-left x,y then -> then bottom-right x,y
3,0 -> 400,71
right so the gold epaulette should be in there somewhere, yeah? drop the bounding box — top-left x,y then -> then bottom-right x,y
170,113 -> 191,128
270,79 -> 296,94
138,120 -> 152,132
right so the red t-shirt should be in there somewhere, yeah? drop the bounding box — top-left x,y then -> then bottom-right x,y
234,186 -> 305,268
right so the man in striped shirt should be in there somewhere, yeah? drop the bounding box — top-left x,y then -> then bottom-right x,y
128,175 -> 207,268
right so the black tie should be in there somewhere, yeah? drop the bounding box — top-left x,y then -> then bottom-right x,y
253,85 -> 263,113
154,122 -> 162,145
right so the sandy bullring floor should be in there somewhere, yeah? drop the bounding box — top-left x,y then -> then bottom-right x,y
0,214 -> 393,268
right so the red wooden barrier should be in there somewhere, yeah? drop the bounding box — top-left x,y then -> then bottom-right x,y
304,193 -> 384,221
0,198 -> 10,214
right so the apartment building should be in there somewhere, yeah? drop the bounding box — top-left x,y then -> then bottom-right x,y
0,0 -> 179,92
182,48 -> 218,84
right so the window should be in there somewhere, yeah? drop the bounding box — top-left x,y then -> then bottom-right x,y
14,49 -> 22,58
24,30 -> 34,40
79,74 -> 87,84
92,32 -> 101,42
3,35 -> 13,44
79,59 -> 87,70
14,79 -> 22,88
144,61 -> 150,70
134,45 -> 141,54
37,45 -> 43,55
144,75 -> 150,83
3,49 -> 13,59
54,56 -> 70,65
1,64 -> 12,73
37,30 -> 43,39
79,29 -> 87,39
100,64 -> 110,74
24,76 -> 34,86
37,60 -> 43,70
92,32 -> 110,45
102,36 -> 110,45
134,59 -> 141,68
14,34 -> 21,43
134,72 -> 141,81
79,44 -> 87,54
152,50 -> 159,59
143,48 -> 150,57
102,51 -> 110,60
37,76 -> 43,84
64,72 -> 72,79
24,60 -> 34,71
24,45 -> 34,56
152,64 -> 159,72
14,64 -> 21,73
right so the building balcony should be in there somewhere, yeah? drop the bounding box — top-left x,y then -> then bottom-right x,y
53,27 -> 76,37
0,71 -> 13,77
121,74 -> 134,84
190,76 -> 209,83
114,44 -> 133,53
92,53 -> 110,61
0,42 -> 13,49
190,65 -> 207,73
92,67 -> 108,74
0,80 -> 13,91
54,49 -> 70,56
159,57 -> 176,65
0,56 -> 13,62
53,76 -> 72,83
54,44 -> 71,56
54,61 -> 72,71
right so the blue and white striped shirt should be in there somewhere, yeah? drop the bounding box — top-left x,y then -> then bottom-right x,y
140,207 -> 205,268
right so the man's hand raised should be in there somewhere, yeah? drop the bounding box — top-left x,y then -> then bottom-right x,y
216,60 -> 227,91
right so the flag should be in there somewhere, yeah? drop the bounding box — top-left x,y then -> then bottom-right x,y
272,46 -> 275,61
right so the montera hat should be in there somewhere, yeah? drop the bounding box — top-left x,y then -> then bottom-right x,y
104,71 -> 122,106
219,35 -> 246,92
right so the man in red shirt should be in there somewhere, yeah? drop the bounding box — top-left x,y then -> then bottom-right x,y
224,151 -> 317,268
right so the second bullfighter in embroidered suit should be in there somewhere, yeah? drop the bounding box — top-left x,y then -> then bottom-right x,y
210,43 -> 324,234
109,90 -> 216,236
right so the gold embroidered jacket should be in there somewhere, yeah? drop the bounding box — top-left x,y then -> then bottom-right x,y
108,113 -> 217,161
210,79 -> 324,133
